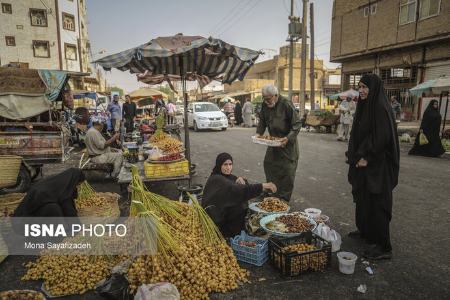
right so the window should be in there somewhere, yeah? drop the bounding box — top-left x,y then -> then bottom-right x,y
381,67 -> 417,84
5,36 -> 15,46
30,9 -> 47,27
371,3 -> 377,15
32,40 -> 50,58
1,3 -> 12,14
62,13 -> 75,31
399,0 -> 417,25
420,0 -> 440,19
65,43 -> 77,60
314,72 -> 318,79
364,6 -> 369,17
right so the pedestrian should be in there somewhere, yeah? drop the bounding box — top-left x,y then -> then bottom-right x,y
242,98 -> 253,127
154,98 -> 166,116
347,74 -> 400,260
256,84 -> 302,202
223,99 -> 234,117
202,153 -> 277,238
337,97 -> 356,141
122,95 -> 137,133
390,96 -> 402,121
234,100 -> 243,126
85,117 -> 123,178
166,100 -> 177,124
315,101 -> 320,110
107,95 -> 122,133
408,100 -> 445,157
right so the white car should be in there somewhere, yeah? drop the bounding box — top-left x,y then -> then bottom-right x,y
187,102 -> 228,131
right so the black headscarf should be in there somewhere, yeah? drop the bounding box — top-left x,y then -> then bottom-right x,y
212,152 -> 233,175
424,100 -> 440,120
14,168 -> 85,217
348,74 -> 400,193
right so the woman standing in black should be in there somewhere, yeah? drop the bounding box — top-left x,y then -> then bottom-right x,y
347,74 -> 400,260
234,101 -> 243,126
409,100 -> 445,157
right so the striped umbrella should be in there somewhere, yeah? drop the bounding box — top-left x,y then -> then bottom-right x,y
93,34 -> 261,181
93,34 -> 260,84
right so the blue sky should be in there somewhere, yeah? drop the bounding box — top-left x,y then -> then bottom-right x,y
87,0 -> 336,92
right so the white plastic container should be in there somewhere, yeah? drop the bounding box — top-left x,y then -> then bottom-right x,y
304,208 -> 322,219
337,251 -> 358,274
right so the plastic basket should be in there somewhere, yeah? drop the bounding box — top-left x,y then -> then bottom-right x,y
268,232 -> 331,276
230,231 -> 268,266
144,159 -> 189,178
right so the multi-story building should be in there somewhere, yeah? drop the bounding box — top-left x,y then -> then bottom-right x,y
0,0 -> 92,89
225,43 -> 341,109
330,0 -> 450,120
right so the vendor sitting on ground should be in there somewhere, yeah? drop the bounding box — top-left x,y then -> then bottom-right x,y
85,116 -> 123,178
14,168 -> 85,217
202,153 -> 277,238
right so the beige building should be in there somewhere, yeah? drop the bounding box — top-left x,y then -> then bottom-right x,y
225,43 -> 341,108
0,0 -> 94,90
330,0 -> 450,120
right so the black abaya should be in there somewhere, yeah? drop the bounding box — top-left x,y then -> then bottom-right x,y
409,100 -> 445,157
14,168 -> 85,217
202,153 -> 263,238
347,74 -> 399,252
202,174 -> 262,238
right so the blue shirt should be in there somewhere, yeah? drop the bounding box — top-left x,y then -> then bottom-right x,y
108,102 -> 122,120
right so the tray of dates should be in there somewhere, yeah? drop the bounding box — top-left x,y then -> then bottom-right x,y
249,197 -> 290,214
148,152 -> 185,164
260,212 -> 317,237
252,135 -> 284,147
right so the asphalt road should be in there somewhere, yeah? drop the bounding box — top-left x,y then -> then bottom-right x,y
1,127 -> 449,299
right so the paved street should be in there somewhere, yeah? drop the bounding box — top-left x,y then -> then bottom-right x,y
1,128 -> 449,299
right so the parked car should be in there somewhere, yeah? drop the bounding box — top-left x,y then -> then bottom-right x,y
187,102 -> 228,131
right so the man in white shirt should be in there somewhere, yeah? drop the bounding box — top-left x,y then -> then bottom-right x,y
337,97 -> 356,141
85,117 -> 123,178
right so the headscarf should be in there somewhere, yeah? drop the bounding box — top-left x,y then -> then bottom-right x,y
212,152 -> 233,175
14,168 -> 85,216
423,100 -> 440,120
348,74 -> 400,191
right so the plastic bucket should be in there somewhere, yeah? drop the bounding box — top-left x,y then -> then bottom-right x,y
337,251 -> 357,274
177,184 -> 203,203
304,208 -> 322,219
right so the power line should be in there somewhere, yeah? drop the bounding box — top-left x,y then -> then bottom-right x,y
216,0 -> 261,38
208,0 -> 252,36
213,0 -> 257,37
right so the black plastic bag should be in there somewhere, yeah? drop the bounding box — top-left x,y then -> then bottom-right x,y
96,273 -> 132,300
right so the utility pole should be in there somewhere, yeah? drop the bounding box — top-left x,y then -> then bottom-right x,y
309,2 -> 315,110
288,0 -> 294,103
300,0 -> 308,116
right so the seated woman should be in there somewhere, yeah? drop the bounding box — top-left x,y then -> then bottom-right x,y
14,168 -> 85,217
202,153 -> 277,238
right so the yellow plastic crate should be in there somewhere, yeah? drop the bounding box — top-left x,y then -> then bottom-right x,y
144,159 -> 189,178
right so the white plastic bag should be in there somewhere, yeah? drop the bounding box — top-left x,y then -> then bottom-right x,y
313,223 -> 342,252
134,283 -> 180,300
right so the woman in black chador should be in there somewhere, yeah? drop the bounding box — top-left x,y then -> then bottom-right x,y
201,153 -> 276,238
14,168 -> 85,217
409,100 -> 445,157
347,74 -> 400,260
